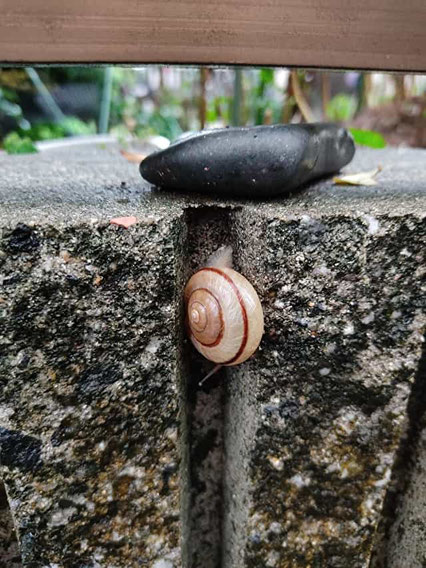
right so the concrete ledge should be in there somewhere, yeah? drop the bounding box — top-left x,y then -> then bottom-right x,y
0,145 -> 425,567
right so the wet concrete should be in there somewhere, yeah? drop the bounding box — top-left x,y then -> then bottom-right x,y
0,145 -> 425,567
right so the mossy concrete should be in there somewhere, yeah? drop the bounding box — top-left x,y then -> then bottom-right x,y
0,145 -> 425,568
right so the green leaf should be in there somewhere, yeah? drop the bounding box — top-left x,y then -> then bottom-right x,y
3,132 -> 38,154
61,117 -> 96,136
326,94 -> 357,122
259,68 -> 274,85
349,128 -> 387,149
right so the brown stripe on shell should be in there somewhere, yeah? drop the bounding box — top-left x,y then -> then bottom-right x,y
198,267 -> 248,365
188,287 -> 224,347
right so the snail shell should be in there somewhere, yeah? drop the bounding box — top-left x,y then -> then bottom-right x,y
184,262 -> 264,365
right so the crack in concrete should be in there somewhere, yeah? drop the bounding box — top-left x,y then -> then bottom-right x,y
180,207 -> 234,568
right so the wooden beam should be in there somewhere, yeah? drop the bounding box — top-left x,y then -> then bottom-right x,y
1,0 -> 425,71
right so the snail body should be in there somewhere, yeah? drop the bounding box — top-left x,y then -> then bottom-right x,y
184,247 -> 264,365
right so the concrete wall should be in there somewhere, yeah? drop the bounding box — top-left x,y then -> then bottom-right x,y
0,145 -> 425,567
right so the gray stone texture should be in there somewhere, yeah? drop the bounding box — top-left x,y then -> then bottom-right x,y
0,145 -> 425,567
0,189 -> 185,566
225,208 -> 425,568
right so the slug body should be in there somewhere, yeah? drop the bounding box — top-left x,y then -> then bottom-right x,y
184,247 -> 264,365
140,123 -> 355,198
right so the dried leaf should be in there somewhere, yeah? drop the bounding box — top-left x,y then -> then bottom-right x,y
120,149 -> 146,163
333,166 -> 382,187
110,216 -> 138,229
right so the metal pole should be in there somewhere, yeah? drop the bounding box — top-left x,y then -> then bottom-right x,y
25,67 -> 67,124
99,67 -> 113,134
231,68 -> 243,126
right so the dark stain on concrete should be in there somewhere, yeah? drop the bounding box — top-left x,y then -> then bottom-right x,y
0,428 -> 42,473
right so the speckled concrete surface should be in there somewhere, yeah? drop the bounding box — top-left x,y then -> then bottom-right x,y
0,482 -> 21,567
224,208 -> 425,568
0,214 -> 185,566
0,145 -> 425,568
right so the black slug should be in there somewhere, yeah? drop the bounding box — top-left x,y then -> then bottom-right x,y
139,123 -> 355,198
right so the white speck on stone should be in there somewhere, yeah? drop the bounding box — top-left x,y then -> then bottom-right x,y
166,427 -> 178,443
69,493 -> 89,506
313,265 -> 332,277
334,408 -> 361,435
0,405 -> 14,425
391,310 -> 402,320
268,456 -> 284,471
374,468 -> 391,487
319,367 -> 331,376
152,560 -> 174,568
13,350 -> 28,367
343,322 -> 355,335
41,257 -> 54,272
326,462 -> 341,474
266,550 -> 280,567
324,343 -> 337,354
363,497 -> 375,514
112,530 -> 123,542
145,336 -> 161,354
300,214 -> 312,225
361,312 -> 375,325
289,473 -> 311,488
119,465 -> 146,479
363,215 -> 380,235
400,247 -> 411,257
49,507 -> 77,527
274,300 -> 285,309
268,521 -> 282,534
86,502 -> 95,513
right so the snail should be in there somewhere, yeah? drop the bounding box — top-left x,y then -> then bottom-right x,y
184,246 -> 264,382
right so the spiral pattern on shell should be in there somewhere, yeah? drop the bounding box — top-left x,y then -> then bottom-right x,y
184,266 -> 264,365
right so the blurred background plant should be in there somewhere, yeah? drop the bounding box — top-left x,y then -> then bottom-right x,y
0,66 -> 424,154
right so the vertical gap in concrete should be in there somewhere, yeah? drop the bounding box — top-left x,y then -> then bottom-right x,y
369,341 -> 426,568
222,365 -> 259,568
181,206 -> 234,568
0,481 -> 22,567
221,208 -> 266,568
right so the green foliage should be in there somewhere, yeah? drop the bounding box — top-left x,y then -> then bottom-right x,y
20,122 -> 64,141
136,111 -> 181,140
109,68 -> 184,140
248,68 -> 284,125
3,117 -> 96,153
349,128 -> 387,148
326,94 -> 357,122
61,117 -> 96,136
3,132 -> 37,154
39,67 -> 105,86
15,118 -> 95,142
0,87 -> 29,131
206,95 -> 231,124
